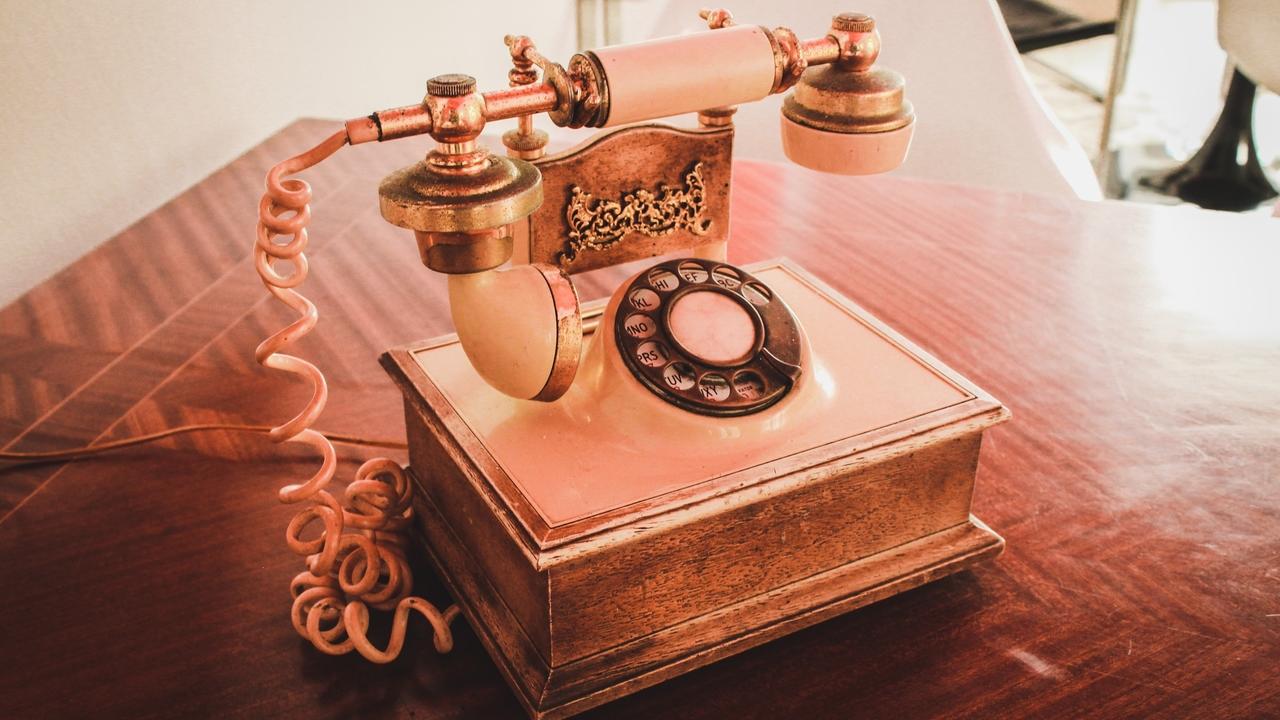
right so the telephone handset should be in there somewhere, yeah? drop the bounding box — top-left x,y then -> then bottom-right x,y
251,6 -> 915,670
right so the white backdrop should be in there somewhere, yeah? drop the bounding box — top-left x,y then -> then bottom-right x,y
0,1 -> 578,305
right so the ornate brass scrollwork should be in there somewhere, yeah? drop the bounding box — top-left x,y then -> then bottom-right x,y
560,162 -> 711,265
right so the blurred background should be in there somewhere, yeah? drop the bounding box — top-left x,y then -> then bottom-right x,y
1,0 -> 1276,306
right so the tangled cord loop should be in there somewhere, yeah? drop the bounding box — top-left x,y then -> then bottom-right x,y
254,130 -> 459,663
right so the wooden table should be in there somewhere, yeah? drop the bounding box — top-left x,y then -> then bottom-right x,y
2,119 -> 1277,719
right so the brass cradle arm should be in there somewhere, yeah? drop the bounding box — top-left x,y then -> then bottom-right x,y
344,9 -> 886,147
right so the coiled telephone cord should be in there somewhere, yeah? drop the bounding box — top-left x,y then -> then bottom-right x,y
252,130 -> 459,662
0,131 -> 461,661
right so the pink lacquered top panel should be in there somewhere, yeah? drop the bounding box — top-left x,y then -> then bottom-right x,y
412,264 -> 971,527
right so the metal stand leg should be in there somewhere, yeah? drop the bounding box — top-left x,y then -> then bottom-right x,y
1139,68 -> 1278,211
1096,0 -> 1139,197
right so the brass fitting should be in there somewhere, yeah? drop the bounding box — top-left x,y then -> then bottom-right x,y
502,35 -> 551,160
553,52 -> 609,128
828,13 -> 881,71
422,74 -> 490,175
768,25 -> 808,93
424,74 -> 487,145
380,74 -> 543,273
698,7 -> 735,28
781,14 -> 912,136
414,228 -> 514,274
697,106 -> 738,127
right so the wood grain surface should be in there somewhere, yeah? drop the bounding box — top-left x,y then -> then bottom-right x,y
1,118 -> 1278,719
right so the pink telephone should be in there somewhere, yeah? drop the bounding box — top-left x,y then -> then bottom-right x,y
248,8 -> 1006,718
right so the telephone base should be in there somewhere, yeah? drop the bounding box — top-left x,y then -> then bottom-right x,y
382,259 -> 1009,719
410,476 -> 1001,719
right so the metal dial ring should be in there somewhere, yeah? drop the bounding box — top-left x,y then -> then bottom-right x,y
614,258 -> 802,416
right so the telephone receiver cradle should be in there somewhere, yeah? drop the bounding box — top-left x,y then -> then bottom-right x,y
361,8 -> 916,421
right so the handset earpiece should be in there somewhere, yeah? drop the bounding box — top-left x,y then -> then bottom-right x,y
778,14 -> 915,176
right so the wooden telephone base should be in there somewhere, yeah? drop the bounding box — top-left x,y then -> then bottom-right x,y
382,259 -> 1008,719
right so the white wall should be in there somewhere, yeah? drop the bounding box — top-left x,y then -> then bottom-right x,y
0,0 -> 577,306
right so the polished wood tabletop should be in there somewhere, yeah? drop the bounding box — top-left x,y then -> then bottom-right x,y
1,119 -> 1277,719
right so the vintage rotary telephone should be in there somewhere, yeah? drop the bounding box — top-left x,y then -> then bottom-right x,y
252,8 -> 916,664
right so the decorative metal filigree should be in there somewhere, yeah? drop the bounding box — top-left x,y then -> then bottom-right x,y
560,162 -> 711,265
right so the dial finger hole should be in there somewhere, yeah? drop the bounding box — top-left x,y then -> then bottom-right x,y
743,281 -> 772,306
697,373 -> 731,402
647,269 -> 679,292
662,361 -> 696,391
622,313 -> 656,339
711,266 -> 741,289
677,261 -> 709,284
628,288 -> 660,311
635,341 -> 669,368
732,370 -> 766,400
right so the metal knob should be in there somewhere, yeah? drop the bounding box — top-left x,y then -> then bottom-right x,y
427,74 -> 477,97
832,13 -> 875,33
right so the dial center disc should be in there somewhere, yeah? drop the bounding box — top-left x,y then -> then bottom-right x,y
667,289 -> 758,366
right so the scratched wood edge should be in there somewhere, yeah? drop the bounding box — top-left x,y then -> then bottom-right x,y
542,430 -> 992,658
408,463 -> 1003,720
539,522 -> 1005,719
380,350 -> 547,563
400,402 -> 555,665
408,478 -> 554,715
379,258 -> 1010,560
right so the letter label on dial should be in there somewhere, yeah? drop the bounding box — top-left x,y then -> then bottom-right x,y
636,341 -> 669,368
733,370 -> 765,400
648,269 -> 679,292
623,313 -> 656,339
678,261 -> 709,283
711,266 -> 741,289
663,362 -> 696,390
629,288 -> 660,311
697,374 -> 731,401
